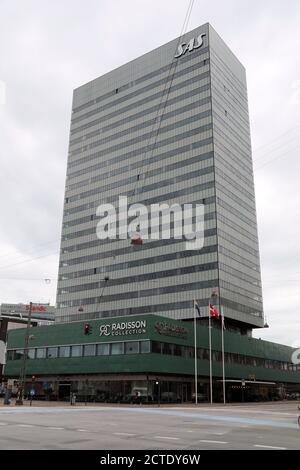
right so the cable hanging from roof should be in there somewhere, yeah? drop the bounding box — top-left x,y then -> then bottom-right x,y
130,0 -> 196,246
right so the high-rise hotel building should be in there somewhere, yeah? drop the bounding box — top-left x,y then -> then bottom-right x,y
56,23 -> 264,331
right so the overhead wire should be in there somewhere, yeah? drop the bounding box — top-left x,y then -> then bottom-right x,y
254,143 -> 300,171
252,124 -> 300,154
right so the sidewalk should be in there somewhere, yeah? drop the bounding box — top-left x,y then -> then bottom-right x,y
0,398 -> 298,408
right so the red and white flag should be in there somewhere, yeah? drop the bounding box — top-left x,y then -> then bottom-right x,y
209,303 -> 220,320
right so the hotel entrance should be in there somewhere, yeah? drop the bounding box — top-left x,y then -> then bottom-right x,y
36,376 -> 194,403
58,382 -> 71,401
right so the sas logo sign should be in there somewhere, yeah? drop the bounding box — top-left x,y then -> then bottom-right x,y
175,33 -> 206,58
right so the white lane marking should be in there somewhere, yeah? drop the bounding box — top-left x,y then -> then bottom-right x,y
211,432 -> 227,435
0,423 -> 7,426
17,424 -> 34,428
199,439 -> 228,444
154,436 -> 180,440
77,429 -> 90,432
206,408 -> 295,417
47,427 -> 65,430
113,432 -> 136,437
171,407 -> 295,417
254,444 -> 287,450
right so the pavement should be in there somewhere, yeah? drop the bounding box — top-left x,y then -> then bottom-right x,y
0,401 -> 299,450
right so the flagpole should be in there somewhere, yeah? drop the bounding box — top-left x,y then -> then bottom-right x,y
221,308 -> 226,404
208,300 -> 213,404
193,300 -> 198,406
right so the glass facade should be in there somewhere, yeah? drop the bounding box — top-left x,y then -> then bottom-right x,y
7,340 -> 298,372
56,23 -> 263,328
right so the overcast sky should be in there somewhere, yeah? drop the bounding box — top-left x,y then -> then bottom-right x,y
0,0 -> 299,347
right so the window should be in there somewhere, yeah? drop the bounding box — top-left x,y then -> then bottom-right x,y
162,343 -> 173,355
152,341 -> 162,354
140,340 -> 150,354
47,347 -> 58,359
6,350 -> 14,361
174,344 -> 183,357
213,351 -> 222,362
59,346 -> 71,358
28,349 -> 36,359
184,346 -> 194,359
97,343 -> 110,356
71,345 -> 82,357
84,344 -> 96,357
36,348 -> 46,359
197,348 -> 204,360
202,349 -> 209,360
111,342 -> 124,355
15,350 -> 24,360
125,341 -> 139,354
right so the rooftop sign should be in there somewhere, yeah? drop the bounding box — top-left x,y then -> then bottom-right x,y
175,33 -> 206,58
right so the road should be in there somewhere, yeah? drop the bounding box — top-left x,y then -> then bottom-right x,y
0,402 -> 299,450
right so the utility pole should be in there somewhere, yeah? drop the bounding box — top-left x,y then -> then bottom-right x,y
16,302 -> 33,405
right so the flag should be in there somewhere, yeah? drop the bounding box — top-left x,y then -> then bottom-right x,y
194,299 -> 201,317
209,303 -> 220,320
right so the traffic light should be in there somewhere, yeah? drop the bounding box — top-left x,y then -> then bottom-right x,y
31,375 -> 36,382
84,323 -> 92,335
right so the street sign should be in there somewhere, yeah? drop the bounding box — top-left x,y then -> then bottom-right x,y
241,379 -> 246,388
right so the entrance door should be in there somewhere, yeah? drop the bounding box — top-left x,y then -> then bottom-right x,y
58,383 -> 71,401
182,384 -> 188,402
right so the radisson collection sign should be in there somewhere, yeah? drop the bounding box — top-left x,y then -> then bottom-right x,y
98,319 -> 189,339
99,320 -> 147,337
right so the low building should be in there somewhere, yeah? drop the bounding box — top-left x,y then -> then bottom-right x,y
0,303 -> 55,386
0,303 -> 55,329
3,314 -> 300,403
